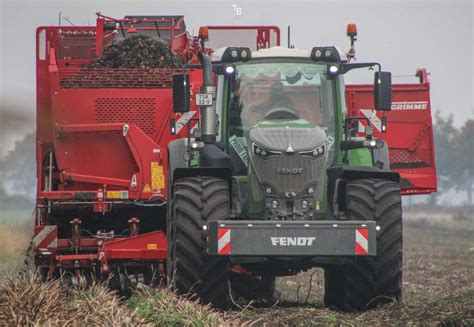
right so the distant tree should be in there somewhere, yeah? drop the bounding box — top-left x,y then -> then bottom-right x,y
450,119 -> 474,205
425,192 -> 440,207
432,112 -> 458,192
0,133 -> 36,199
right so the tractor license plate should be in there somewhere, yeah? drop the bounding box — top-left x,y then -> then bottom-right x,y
208,220 -> 376,256
196,93 -> 213,106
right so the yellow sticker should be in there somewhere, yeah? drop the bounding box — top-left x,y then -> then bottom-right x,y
143,184 -> 152,193
151,162 -> 165,190
107,191 -> 121,199
106,191 -> 129,199
147,243 -> 157,250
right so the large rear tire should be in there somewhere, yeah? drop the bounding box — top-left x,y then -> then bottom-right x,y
324,178 -> 403,311
167,176 -> 231,309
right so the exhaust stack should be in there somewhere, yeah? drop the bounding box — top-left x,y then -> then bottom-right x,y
198,53 -> 217,143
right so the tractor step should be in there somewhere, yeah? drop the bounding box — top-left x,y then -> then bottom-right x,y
208,220 -> 376,257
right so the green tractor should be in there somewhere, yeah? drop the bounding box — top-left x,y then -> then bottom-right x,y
167,37 -> 402,311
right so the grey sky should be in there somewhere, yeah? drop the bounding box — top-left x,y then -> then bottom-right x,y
0,0 -> 472,156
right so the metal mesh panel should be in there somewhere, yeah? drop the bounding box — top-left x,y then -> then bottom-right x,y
390,148 -> 432,169
59,68 -> 179,88
95,97 -> 156,135
58,30 -> 96,60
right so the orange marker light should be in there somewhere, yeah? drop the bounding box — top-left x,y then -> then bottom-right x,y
198,26 -> 209,40
127,25 -> 137,33
347,23 -> 357,37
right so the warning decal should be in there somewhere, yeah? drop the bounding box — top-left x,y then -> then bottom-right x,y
218,228 -> 231,255
355,228 -> 369,255
151,162 -> 165,190
143,184 -> 152,193
33,226 -> 57,249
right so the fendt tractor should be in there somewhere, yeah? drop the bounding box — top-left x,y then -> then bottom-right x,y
34,14 -> 436,311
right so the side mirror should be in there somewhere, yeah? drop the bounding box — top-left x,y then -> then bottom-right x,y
374,71 -> 392,111
173,74 -> 190,113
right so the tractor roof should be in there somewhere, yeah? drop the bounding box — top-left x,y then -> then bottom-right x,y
212,46 -> 347,62
252,46 -> 311,58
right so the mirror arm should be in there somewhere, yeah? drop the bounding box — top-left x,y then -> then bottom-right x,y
340,62 -> 381,74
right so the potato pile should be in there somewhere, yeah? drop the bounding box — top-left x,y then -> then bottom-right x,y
87,35 -> 185,68
61,35 -> 185,88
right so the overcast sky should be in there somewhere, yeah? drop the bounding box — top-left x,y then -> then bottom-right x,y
0,0 -> 472,156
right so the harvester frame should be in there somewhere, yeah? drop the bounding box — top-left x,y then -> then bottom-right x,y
34,14 -> 281,289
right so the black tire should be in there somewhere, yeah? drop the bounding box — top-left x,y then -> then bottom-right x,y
167,176 -> 231,309
324,178 -> 403,311
231,274 -> 276,303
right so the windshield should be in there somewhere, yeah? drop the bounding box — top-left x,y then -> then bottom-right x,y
229,60 -> 335,132
227,59 -> 337,173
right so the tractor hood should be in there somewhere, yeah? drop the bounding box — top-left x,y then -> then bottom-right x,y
249,120 -> 326,152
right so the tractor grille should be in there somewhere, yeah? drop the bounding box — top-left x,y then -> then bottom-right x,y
251,153 -> 326,194
95,97 -> 156,135
248,125 -> 327,194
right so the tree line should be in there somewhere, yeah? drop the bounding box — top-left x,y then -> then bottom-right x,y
432,112 -> 473,206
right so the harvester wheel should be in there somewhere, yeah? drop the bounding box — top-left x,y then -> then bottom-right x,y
231,274 -> 276,303
324,178 -> 403,311
168,176 -> 231,309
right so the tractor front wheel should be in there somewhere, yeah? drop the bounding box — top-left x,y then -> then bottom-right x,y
324,178 -> 403,311
167,176 -> 231,309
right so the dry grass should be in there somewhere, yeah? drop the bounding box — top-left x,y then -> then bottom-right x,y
0,219 -> 32,265
403,209 -> 474,233
69,281 -> 143,325
0,272 -> 143,326
127,286 -> 228,326
0,271 -> 70,325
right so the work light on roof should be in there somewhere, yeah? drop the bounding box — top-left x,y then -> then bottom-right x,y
221,47 -> 252,62
310,46 -> 341,63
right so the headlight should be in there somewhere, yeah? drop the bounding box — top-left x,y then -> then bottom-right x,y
299,144 -> 326,158
252,143 -> 281,158
301,200 -> 309,209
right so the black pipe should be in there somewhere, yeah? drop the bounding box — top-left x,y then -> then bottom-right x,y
198,52 -> 213,87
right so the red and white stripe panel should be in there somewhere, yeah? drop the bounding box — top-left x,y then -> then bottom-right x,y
33,226 -> 58,250
175,111 -> 199,136
217,228 -> 231,255
355,228 -> 369,255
